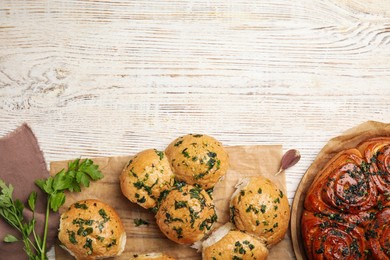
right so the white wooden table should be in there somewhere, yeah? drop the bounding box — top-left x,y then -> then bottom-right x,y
1,0 -> 390,235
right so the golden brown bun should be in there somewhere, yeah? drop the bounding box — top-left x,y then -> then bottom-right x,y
202,224 -> 269,260
155,184 -> 217,245
165,134 -> 229,189
58,199 -> 126,260
120,149 -> 175,209
230,177 -> 290,247
129,252 -> 175,259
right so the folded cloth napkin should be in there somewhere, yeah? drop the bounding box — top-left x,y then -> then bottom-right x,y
0,124 -> 59,259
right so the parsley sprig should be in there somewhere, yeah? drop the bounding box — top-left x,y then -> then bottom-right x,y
0,158 -> 103,260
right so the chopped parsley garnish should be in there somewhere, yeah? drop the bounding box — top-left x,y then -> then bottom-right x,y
72,218 -> 93,226
83,238 -> 93,255
174,201 -> 188,209
154,150 -> 164,160
67,230 -> 77,244
137,196 -> 146,203
173,226 -> 183,238
77,227 -> 93,237
174,140 -> 183,147
164,213 -> 184,224
230,206 -> 236,224
199,213 -> 217,231
98,209 -> 110,222
134,218 -> 149,226
182,148 -> 190,158
74,202 -> 88,209
107,238 -> 117,248
315,245 -> 324,254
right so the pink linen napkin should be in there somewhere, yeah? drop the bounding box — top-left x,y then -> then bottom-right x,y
0,124 -> 59,259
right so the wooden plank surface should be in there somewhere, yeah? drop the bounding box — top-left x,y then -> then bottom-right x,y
1,0 -> 390,258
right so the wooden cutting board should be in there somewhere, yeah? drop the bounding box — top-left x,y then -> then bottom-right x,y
291,121 -> 390,260
50,145 -> 295,259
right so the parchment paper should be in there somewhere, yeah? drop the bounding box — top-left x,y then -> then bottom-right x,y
291,120 -> 390,260
50,145 -> 294,259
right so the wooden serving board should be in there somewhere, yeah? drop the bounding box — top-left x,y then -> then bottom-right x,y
291,121 -> 390,260
50,145 -> 295,259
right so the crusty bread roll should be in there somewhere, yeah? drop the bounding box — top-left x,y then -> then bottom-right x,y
165,134 -> 229,189
120,149 -> 175,210
155,183 -> 217,245
230,177 -> 290,247
129,252 -> 175,259
202,223 -> 269,260
58,199 -> 126,260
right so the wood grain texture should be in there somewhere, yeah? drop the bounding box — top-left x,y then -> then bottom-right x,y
1,0 -> 390,258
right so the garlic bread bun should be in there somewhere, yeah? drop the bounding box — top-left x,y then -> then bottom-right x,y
129,252 -> 175,259
230,177 -> 290,247
155,183 -> 217,245
165,134 -> 229,189
120,149 -> 175,210
58,199 -> 126,260
202,223 -> 269,260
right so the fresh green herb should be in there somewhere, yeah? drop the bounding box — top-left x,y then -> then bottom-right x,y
134,218 -> 149,227
246,204 -> 259,214
315,245 -> 324,254
36,158 -> 103,211
73,218 -> 94,226
174,201 -> 188,210
329,213 -> 344,222
174,140 -> 183,147
164,213 -> 184,224
173,226 -> 183,238
258,188 -> 262,194
98,209 -> 110,222
238,190 -> 245,203
74,202 -> 88,209
83,237 -> 93,255
154,150 -> 164,160
78,227 -> 93,237
199,213 -> 217,231
137,196 -> 146,203
0,158 -> 103,260
182,148 -> 190,158
67,230 -> 77,244
230,206 -> 236,224
107,238 -> 117,248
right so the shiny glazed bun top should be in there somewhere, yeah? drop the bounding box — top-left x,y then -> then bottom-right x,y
230,177 -> 290,247
165,134 -> 229,190
155,183 -> 217,245
58,199 -> 126,260
120,149 -> 175,210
